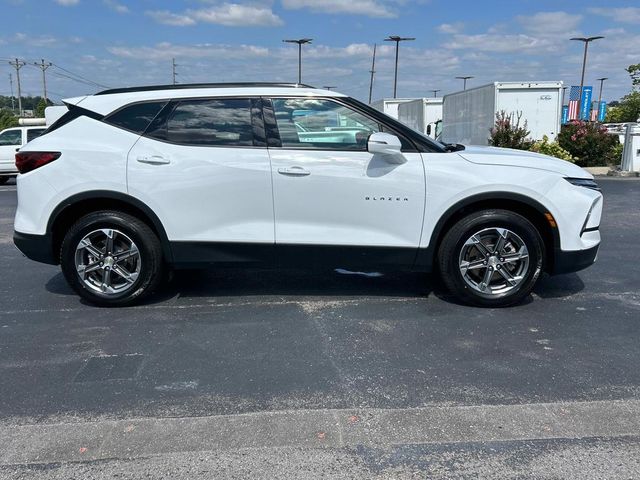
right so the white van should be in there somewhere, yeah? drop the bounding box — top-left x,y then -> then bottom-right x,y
0,126 -> 47,184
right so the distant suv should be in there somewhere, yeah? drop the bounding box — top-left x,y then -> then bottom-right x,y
0,126 -> 46,183
13,83 -> 602,307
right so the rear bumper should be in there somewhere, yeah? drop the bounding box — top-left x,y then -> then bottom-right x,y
13,231 -> 57,265
551,243 -> 599,275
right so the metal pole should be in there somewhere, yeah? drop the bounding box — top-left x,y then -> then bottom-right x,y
393,40 -> 399,99
571,36 -> 604,118
597,77 -> 607,104
298,43 -> 302,84
172,58 -> 178,85
431,89 -> 441,98
578,42 -> 589,116
368,44 -> 377,104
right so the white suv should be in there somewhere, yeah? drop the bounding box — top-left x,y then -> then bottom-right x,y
13,83 -> 602,307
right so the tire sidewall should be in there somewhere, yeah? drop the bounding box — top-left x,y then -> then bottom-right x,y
442,210 -> 544,307
61,212 -> 160,306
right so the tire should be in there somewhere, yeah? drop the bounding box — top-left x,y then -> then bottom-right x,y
437,209 -> 544,307
60,211 -> 165,307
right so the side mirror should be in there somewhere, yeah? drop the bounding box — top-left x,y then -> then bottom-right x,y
367,132 -> 403,156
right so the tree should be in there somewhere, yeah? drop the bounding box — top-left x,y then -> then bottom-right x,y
35,99 -> 47,118
627,63 -> 640,88
0,109 -> 18,131
605,91 -> 640,123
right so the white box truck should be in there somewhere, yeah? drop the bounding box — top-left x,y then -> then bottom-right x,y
441,82 -> 563,145
398,98 -> 443,138
371,98 -> 415,119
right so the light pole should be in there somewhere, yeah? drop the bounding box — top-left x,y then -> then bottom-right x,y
431,89 -> 441,98
283,38 -> 313,84
596,77 -> 608,104
456,76 -> 473,90
322,86 -> 336,91
570,36 -> 604,116
384,36 -> 415,98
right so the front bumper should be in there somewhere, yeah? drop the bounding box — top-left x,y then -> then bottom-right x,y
551,243 -> 599,275
13,231 -> 57,265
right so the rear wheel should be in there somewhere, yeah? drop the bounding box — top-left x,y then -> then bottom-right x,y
60,211 -> 164,307
438,209 -> 544,307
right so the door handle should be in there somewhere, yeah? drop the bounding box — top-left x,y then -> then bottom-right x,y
136,155 -> 170,165
277,166 -> 310,177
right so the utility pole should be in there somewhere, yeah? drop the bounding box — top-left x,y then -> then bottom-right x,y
384,36 -> 415,99
570,36 -> 604,116
9,58 -> 26,116
9,74 -> 15,112
34,59 -> 52,103
283,38 -> 313,84
172,58 -> 178,85
456,76 -> 473,90
431,89 -> 441,98
368,43 -> 377,104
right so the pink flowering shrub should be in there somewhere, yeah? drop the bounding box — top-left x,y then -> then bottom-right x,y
558,120 -> 620,167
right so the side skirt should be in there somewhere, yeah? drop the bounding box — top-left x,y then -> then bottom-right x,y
170,242 -> 431,272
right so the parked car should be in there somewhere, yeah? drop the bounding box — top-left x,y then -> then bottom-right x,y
0,126 -> 47,184
13,83 -> 602,307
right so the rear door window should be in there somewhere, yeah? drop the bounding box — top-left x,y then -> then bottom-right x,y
149,98 -> 255,147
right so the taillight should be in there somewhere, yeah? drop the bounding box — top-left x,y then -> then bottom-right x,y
15,151 -> 61,174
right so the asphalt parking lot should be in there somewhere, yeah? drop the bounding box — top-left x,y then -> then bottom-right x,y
1,177 -> 639,478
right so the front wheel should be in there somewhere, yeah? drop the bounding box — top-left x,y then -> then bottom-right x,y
438,209 -> 544,307
60,211 -> 165,307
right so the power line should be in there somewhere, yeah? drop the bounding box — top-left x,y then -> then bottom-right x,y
51,63 -> 110,89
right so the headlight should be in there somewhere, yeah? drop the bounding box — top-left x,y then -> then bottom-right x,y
565,177 -> 601,191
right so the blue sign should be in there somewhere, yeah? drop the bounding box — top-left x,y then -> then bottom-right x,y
561,105 -> 569,125
580,86 -> 593,121
598,101 -> 607,123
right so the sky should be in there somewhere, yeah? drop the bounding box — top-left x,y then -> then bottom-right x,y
0,0 -> 638,105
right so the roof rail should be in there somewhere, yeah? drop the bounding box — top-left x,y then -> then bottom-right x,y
95,82 -> 315,96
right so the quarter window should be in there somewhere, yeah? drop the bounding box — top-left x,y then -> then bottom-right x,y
0,129 -> 22,146
106,101 -> 167,134
152,99 -> 254,147
271,98 -> 381,150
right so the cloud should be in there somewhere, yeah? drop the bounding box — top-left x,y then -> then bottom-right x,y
437,22 -> 464,34
444,33 -> 555,53
146,10 -> 196,26
281,0 -> 397,18
54,0 -> 79,5
108,42 -> 270,61
104,0 -> 129,14
146,3 -> 283,27
589,7 -> 640,24
517,11 -> 582,35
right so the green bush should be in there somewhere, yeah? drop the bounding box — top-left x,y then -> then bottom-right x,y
0,108 -> 18,131
530,135 -> 576,162
489,111 -> 534,150
557,121 -> 620,167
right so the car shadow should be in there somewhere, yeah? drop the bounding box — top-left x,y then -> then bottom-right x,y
44,268 -> 586,308
533,272 -> 585,298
